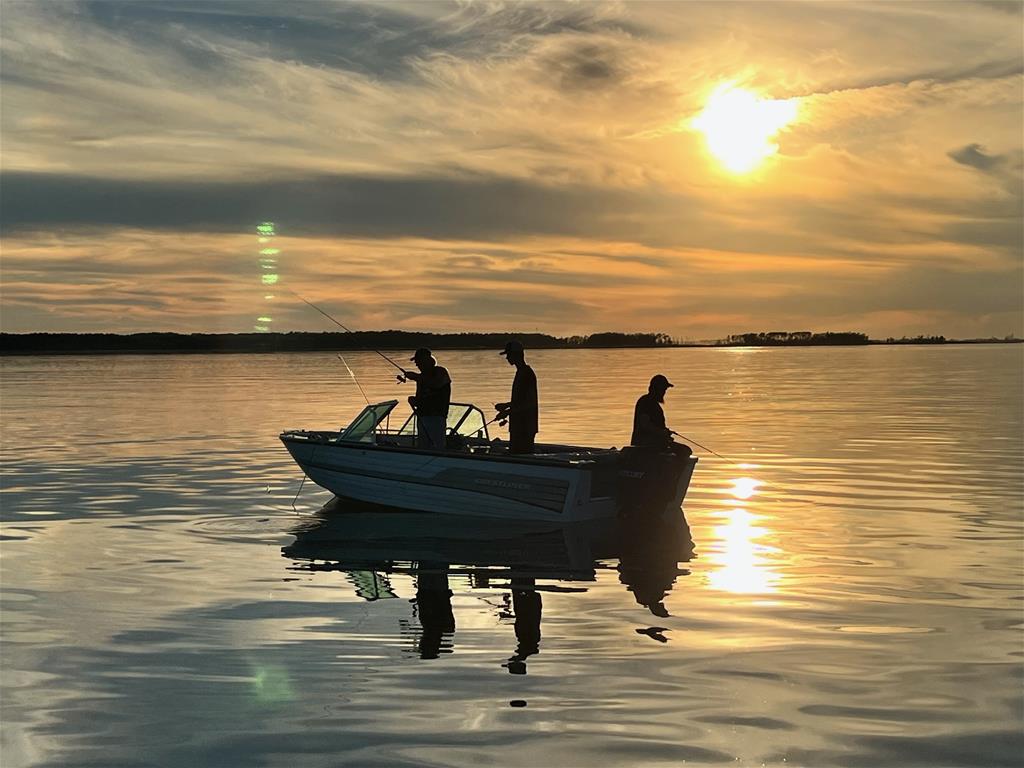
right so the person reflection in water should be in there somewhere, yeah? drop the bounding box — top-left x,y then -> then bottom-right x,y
495,340 -> 538,455
503,578 -> 542,674
414,567 -> 455,660
631,374 -> 691,456
618,516 -> 693,621
402,348 -> 451,450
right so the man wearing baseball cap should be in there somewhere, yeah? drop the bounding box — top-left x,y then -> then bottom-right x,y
402,347 -> 451,449
631,374 -> 679,450
495,339 -> 538,454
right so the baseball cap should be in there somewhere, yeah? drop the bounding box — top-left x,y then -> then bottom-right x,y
650,374 -> 674,389
499,340 -> 524,356
410,347 -> 432,361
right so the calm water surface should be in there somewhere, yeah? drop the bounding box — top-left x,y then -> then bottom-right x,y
1,346 -> 1022,767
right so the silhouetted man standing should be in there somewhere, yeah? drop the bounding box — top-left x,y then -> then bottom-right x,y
496,340 -> 538,454
403,347 -> 451,449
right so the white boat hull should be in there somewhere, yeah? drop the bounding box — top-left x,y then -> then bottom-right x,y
281,437 -> 697,522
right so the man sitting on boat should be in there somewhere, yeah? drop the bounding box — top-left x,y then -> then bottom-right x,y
632,374 -> 691,456
495,340 -> 539,455
402,348 -> 451,449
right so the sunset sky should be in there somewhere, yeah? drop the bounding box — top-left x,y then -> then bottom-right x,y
2,0 -> 1022,339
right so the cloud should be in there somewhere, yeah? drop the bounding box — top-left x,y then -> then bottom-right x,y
3,166 -> 1015,278
966,0 -> 1024,15
949,143 -> 1007,171
803,57 -> 1024,98
543,41 -> 625,91
52,1 -> 642,82
0,0 -> 1021,339
947,142 -> 1024,201
0,170 -> 696,242
2,228 -> 1020,340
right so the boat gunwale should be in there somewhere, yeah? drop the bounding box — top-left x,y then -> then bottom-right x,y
279,431 -> 628,470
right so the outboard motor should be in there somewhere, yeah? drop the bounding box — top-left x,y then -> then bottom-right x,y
616,446 -> 689,517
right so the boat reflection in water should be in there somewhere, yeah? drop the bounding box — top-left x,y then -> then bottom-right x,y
282,500 -> 694,670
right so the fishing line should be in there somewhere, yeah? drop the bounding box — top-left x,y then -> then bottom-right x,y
671,430 -> 788,499
291,473 -> 307,512
287,289 -> 406,373
284,289 -> 414,513
337,354 -> 371,405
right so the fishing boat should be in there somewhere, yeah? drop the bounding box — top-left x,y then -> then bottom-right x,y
280,400 -> 698,522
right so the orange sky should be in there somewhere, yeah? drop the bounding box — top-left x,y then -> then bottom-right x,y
1,1 -> 1021,339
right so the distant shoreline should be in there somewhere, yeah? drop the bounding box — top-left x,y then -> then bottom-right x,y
1,331 -> 1019,356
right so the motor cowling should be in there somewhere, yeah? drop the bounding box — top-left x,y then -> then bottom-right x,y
616,446 -> 688,517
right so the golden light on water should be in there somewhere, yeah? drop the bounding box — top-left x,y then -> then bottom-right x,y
692,83 -> 799,173
706,507 -> 780,594
706,476 -> 780,594
730,476 -> 761,500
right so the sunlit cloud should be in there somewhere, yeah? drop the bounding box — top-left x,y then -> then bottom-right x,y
1,227 -> 1020,339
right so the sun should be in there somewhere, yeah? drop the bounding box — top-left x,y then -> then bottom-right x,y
692,83 -> 799,173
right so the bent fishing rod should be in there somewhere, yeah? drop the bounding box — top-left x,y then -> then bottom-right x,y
287,289 -> 407,375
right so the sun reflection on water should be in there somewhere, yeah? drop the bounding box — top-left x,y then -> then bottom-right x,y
730,476 -> 761,500
706,476 -> 781,594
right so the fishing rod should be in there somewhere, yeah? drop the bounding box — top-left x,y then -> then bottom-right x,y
287,289 -> 407,374
670,429 -> 787,497
482,412 -> 508,430
670,430 -> 735,464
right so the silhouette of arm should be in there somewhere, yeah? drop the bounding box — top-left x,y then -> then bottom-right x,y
405,368 -> 450,390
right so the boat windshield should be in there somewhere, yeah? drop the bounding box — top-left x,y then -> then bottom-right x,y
398,403 -> 489,440
448,403 -> 487,439
339,400 -> 399,443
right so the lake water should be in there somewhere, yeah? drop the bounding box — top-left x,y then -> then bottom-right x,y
1,346 -> 1022,767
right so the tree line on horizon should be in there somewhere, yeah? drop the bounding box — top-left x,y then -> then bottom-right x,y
717,331 -> 870,346
0,331 -> 677,354
3,330 -> 1016,354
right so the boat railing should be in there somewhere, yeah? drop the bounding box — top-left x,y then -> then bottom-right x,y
395,402 -> 490,441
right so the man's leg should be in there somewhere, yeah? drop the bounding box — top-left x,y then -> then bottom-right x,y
418,416 -> 446,449
509,430 -> 536,455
